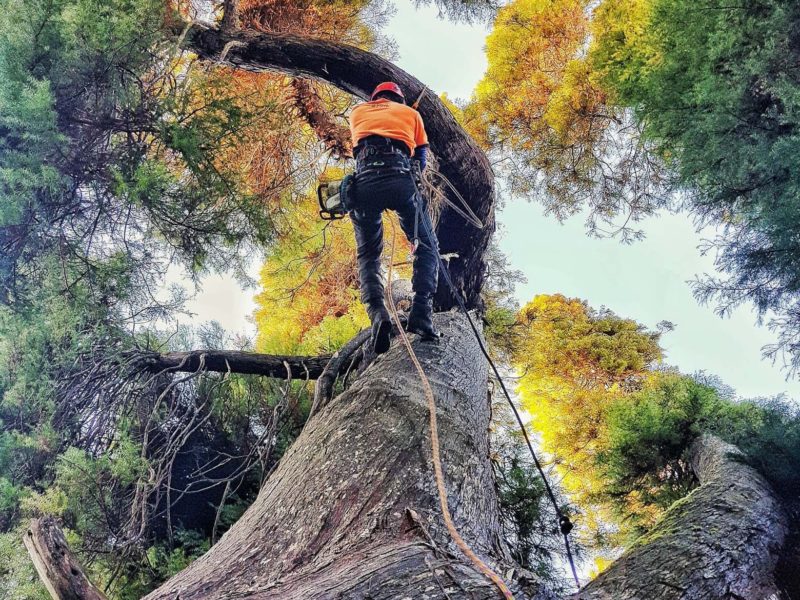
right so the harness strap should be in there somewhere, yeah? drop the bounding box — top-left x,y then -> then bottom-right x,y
412,194 -> 420,254
355,139 -> 409,162
356,166 -> 411,178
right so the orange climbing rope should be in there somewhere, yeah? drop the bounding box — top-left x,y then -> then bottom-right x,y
385,218 -> 514,600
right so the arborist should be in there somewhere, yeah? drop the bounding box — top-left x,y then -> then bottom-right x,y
348,82 -> 440,354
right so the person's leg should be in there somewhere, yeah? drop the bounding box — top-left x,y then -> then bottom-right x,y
350,204 -> 392,353
395,190 -> 441,340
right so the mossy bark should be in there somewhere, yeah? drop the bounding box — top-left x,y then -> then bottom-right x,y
572,434 -> 787,600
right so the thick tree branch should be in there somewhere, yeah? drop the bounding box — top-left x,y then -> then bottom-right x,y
182,24 -> 496,311
221,0 -> 240,33
141,350 -> 331,379
24,517 -> 107,600
572,434 -> 788,600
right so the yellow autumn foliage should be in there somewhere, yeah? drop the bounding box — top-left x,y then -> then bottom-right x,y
512,294 -> 663,543
588,0 -> 659,103
467,0 -> 596,149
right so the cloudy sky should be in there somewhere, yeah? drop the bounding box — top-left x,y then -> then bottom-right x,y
180,0 -> 800,399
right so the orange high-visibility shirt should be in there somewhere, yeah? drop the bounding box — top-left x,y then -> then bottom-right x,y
349,99 -> 429,155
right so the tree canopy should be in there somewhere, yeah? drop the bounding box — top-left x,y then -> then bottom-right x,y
465,0 -> 800,368
1,0 -> 800,597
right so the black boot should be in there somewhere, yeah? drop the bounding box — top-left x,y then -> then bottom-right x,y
367,301 -> 392,354
406,294 -> 441,341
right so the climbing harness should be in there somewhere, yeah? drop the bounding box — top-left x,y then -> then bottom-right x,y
384,172 -> 582,593
386,219 -> 515,600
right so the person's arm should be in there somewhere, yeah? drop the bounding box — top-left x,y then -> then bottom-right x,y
413,144 -> 429,171
413,112 -> 429,171
349,104 -> 364,153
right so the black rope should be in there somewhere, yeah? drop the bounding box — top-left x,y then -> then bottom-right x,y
412,189 -> 582,590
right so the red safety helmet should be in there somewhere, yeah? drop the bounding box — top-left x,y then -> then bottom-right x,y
370,82 -> 405,101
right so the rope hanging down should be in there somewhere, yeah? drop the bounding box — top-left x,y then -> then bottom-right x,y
421,167 -> 484,230
386,219 -> 515,600
401,169 -> 583,590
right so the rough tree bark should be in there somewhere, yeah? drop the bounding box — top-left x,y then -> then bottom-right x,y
24,517 -> 107,600
572,434 -> 788,600
144,313 -> 549,599
181,23 -> 495,311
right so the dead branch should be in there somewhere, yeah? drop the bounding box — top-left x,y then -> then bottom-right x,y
24,517 -> 107,600
290,78 -> 352,158
310,328 -> 371,416
139,349 -> 331,379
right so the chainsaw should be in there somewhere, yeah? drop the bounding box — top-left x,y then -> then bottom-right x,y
317,174 -> 355,220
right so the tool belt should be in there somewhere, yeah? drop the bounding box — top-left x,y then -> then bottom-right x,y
355,136 -> 413,176
316,138 -> 414,221
355,135 -> 411,159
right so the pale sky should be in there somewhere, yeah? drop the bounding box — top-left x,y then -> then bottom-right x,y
180,0 -> 800,399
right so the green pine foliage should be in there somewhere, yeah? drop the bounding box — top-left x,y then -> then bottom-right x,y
593,0 -> 800,370
597,371 -> 800,537
0,0 -> 276,308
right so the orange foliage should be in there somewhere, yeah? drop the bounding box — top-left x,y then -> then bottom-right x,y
240,0 -> 374,45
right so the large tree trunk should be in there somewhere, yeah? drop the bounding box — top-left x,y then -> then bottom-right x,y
182,24 -> 495,311
573,434 -> 788,600
144,312 -> 548,599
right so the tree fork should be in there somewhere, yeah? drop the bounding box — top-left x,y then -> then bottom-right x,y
142,313 -> 550,599
180,22 -> 496,311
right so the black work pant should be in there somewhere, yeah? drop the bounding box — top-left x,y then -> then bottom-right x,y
350,161 -> 439,306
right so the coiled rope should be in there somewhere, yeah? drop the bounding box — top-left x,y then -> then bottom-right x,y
385,218 -> 515,600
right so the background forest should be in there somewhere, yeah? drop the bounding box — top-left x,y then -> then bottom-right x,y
1,0 -> 799,597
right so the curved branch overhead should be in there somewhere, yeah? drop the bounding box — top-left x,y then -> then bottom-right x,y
184,25 -> 496,310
